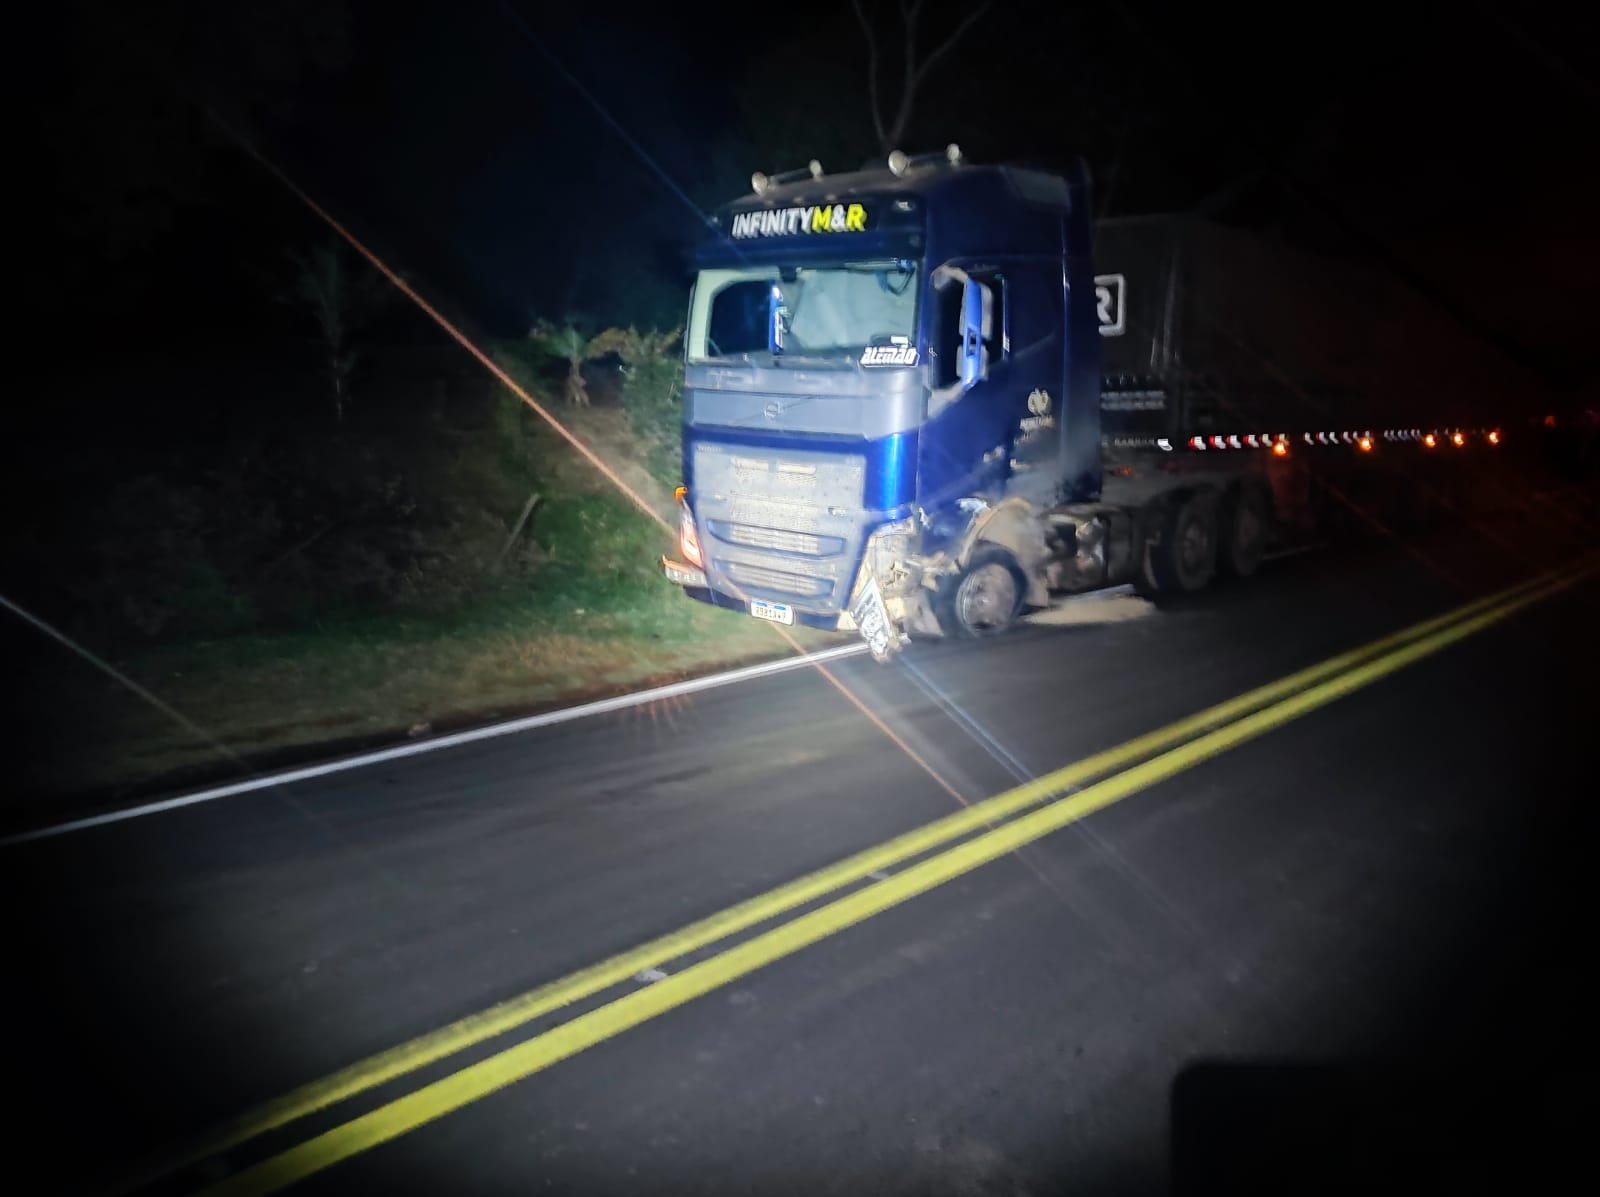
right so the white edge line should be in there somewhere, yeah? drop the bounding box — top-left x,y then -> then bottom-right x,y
3,641 -> 871,847
5,554 -> 1322,847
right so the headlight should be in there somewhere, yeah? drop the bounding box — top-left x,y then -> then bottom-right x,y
679,503 -> 703,567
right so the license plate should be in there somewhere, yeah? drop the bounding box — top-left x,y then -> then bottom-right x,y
749,599 -> 794,625
849,576 -> 894,658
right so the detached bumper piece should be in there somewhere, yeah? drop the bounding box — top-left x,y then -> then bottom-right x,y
661,557 -> 708,588
848,575 -> 903,662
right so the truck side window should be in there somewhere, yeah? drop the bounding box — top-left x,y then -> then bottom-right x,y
982,274 -> 1006,362
933,269 -> 1006,389
934,280 -> 964,389
707,279 -> 773,357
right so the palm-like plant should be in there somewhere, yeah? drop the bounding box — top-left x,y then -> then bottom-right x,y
590,325 -> 683,406
281,243 -> 391,421
526,321 -> 608,407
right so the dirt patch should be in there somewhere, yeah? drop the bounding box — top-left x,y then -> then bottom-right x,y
1025,590 -> 1157,627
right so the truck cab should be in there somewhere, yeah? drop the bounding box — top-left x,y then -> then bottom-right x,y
664,149 -> 1107,655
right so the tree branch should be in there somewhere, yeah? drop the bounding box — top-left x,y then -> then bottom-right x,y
912,2 -> 992,87
890,0 -> 918,149
850,0 -> 888,151
862,0 -> 989,152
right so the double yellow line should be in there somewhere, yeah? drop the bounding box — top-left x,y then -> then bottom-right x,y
125,561 -> 1591,1196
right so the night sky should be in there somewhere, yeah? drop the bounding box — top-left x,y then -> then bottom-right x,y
15,0 -> 1599,386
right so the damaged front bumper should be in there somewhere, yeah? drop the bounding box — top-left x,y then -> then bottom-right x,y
660,556 -> 708,589
837,517 -> 948,660
662,514 -> 948,662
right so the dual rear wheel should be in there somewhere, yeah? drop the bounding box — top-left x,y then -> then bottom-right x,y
1141,484 -> 1267,597
935,483 -> 1269,634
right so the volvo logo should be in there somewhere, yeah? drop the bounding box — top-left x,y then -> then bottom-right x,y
764,401 -> 784,421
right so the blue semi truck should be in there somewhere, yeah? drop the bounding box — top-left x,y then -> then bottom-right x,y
660,147 -> 1502,659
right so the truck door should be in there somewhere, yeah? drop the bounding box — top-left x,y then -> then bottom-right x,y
919,260 -> 1068,509
919,263 -> 1010,506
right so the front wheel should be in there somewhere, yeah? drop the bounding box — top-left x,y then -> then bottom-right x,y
936,546 -> 1024,638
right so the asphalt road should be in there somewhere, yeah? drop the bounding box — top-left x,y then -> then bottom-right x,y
6,494 -> 1597,1196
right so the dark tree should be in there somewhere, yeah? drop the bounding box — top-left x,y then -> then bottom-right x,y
850,0 -> 992,154
280,242 -> 391,421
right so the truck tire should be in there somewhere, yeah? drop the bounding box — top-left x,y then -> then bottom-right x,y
1219,484 -> 1267,579
1152,492 -> 1219,594
936,545 -> 1025,639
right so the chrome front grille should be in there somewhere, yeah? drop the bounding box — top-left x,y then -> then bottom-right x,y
712,522 -> 851,557
726,523 -> 821,554
719,560 -> 832,598
691,442 -> 866,612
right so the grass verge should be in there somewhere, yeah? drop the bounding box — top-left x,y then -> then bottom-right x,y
13,577 -> 842,820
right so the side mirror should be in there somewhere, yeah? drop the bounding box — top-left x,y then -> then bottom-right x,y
959,278 -> 992,386
767,283 -> 787,355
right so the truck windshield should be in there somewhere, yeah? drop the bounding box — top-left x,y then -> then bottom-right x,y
688,260 -> 919,364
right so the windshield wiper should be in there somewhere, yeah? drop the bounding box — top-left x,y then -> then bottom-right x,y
700,351 -> 766,368
770,345 -> 868,366
773,355 -> 853,367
